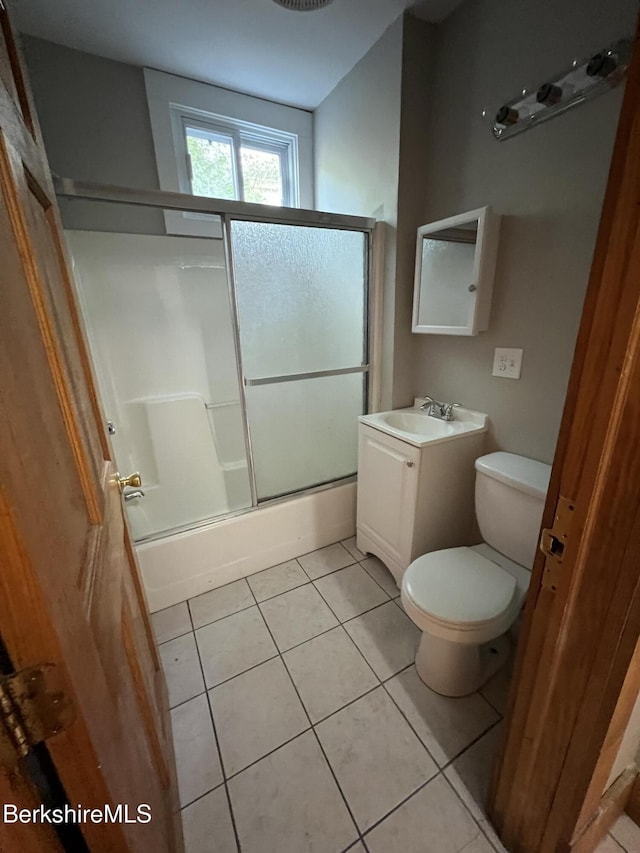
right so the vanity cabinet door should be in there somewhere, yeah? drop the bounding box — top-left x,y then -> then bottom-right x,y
357,425 -> 420,567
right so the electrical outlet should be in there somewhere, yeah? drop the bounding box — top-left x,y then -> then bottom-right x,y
492,347 -> 523,379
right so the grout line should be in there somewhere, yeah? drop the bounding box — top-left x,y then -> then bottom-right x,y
178,778 -> 226,812
440,717 -> 503,773
359,768 -> 442,839
185,597 -> 243,853
156,627 -> 194,647
310,574 -> 390,631
356,557 -> 400,600
250,580 -> 364,848
169,546 -> 508,852
191,600 -> 256,633
379,680 -> 440,769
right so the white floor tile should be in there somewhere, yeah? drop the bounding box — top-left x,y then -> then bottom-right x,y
595,835 -> 625,853
171,694 -> 222,807
461,833 -> 496,853
341,536 -> 366,562
610,813 -> 640,851
359,556 -> 399,597
209,657 -> 309,776
314,564 -> 389,621
444,724 -> 504,821
181,786 -> 237,853
479,820 -> 509,853
189,579 -> 254,629
259,584 -> 338,651
298,543 -> 355,579
316,687 -> 437,831
196,607 -> 277,688
152,602 -> 192,645
385,666 -> 500,766
247,559 -> 308,602
480,660 -> 513,716
344,601 -> 420,681
365,776 -> 479,853
159,633 -> 205,708
228,731 -> 358,853
283,627 -> 378,723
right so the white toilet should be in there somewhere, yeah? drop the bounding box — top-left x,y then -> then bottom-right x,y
401,451 -> 551,697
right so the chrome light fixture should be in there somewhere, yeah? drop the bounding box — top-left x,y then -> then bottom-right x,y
490,38 -> 631,141
272,0 -> 335,10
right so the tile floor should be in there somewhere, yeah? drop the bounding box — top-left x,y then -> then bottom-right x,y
153,538 -> 639,853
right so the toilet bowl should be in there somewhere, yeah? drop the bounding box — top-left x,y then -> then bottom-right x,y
401,452 -> 551,697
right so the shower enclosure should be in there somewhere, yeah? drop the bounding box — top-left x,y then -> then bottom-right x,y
60,181 -> 374,547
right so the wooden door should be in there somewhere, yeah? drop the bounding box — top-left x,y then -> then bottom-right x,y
489,19 -> 640,853
0,5 -> 181,852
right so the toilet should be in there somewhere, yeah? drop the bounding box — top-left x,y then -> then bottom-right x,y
401,451 -> 551,697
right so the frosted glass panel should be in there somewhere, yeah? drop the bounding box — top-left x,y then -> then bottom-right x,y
66,224 -> 251,540
231,221 -> 366,377
418,238 -> 476,327
246,374 -> 364,500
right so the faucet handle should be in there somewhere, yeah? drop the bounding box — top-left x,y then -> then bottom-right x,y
444,402 -> 461,420
420,395 -> 436,411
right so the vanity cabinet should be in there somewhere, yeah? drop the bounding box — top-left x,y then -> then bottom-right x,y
356,422 -> 485,585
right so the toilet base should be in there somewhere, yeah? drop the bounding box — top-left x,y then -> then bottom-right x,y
415,631 -> 511,697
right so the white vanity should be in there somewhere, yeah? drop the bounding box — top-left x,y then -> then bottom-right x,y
356,399 -> 488,585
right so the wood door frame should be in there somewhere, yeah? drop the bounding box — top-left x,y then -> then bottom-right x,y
489,18 -> 640,853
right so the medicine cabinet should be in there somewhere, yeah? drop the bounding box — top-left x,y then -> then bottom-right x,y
412,206 -> 501,336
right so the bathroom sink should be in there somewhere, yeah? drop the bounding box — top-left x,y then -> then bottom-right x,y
381,411 -> 461,436
359,399 -> 488,448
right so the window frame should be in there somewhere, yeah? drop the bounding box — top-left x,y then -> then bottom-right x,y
174,107 -> 300,208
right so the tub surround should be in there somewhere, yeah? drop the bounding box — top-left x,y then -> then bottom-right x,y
137,482 -> 356,612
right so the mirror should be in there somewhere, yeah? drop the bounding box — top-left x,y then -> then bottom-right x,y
412,206 -> 501,336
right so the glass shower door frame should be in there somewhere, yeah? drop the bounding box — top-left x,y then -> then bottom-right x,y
55,177 -> 375,524
222,216 -> 371,506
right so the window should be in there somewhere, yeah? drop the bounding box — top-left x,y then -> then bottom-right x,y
144,69 -> 313,218
177,111 -> 298,207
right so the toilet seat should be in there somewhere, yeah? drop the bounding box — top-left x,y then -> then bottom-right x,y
403,547 -> 517,629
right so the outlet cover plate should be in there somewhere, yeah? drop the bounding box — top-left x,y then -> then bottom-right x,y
493,347 -> 523,379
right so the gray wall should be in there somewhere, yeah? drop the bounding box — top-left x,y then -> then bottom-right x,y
392,14 -> 436,407
22,35 -> 163,232
406,0 -> 637,463
314,17 -> 404,409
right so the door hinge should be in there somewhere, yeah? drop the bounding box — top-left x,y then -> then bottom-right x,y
0,664 -> 75,769
539,496 -> 576,592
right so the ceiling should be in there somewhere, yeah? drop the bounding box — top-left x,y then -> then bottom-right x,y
13,0 -> 463,109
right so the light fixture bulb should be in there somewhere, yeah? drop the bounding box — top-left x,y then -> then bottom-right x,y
272,0 -> 335,10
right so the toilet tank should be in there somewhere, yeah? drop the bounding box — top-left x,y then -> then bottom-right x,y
475,452 -> 551,569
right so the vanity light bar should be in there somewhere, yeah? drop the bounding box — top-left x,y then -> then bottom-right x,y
491,38 -> 631,141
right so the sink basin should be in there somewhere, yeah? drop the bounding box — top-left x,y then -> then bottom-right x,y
359,400 -> 488,447
381,411 -> 462,437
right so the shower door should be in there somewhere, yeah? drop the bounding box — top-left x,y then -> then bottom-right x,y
228,220 -> 369,501
66,202 -> 253,541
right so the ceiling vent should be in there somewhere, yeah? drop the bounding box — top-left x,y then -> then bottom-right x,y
272,0 -> 335,10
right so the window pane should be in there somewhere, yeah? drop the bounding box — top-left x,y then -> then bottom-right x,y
240,145 -> 284,205
186,127 -> 236,199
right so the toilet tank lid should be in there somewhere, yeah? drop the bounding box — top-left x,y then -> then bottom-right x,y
475,452 -> 551,499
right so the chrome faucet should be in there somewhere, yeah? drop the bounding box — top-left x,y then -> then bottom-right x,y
420,396 -> 460,421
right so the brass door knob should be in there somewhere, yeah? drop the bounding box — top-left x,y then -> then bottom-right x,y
116,472 -> 142,491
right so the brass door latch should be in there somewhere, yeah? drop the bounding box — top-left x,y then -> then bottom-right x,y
540,496 -> 575,592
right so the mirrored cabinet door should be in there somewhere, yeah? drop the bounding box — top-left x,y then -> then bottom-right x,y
412,206 -> 501,336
